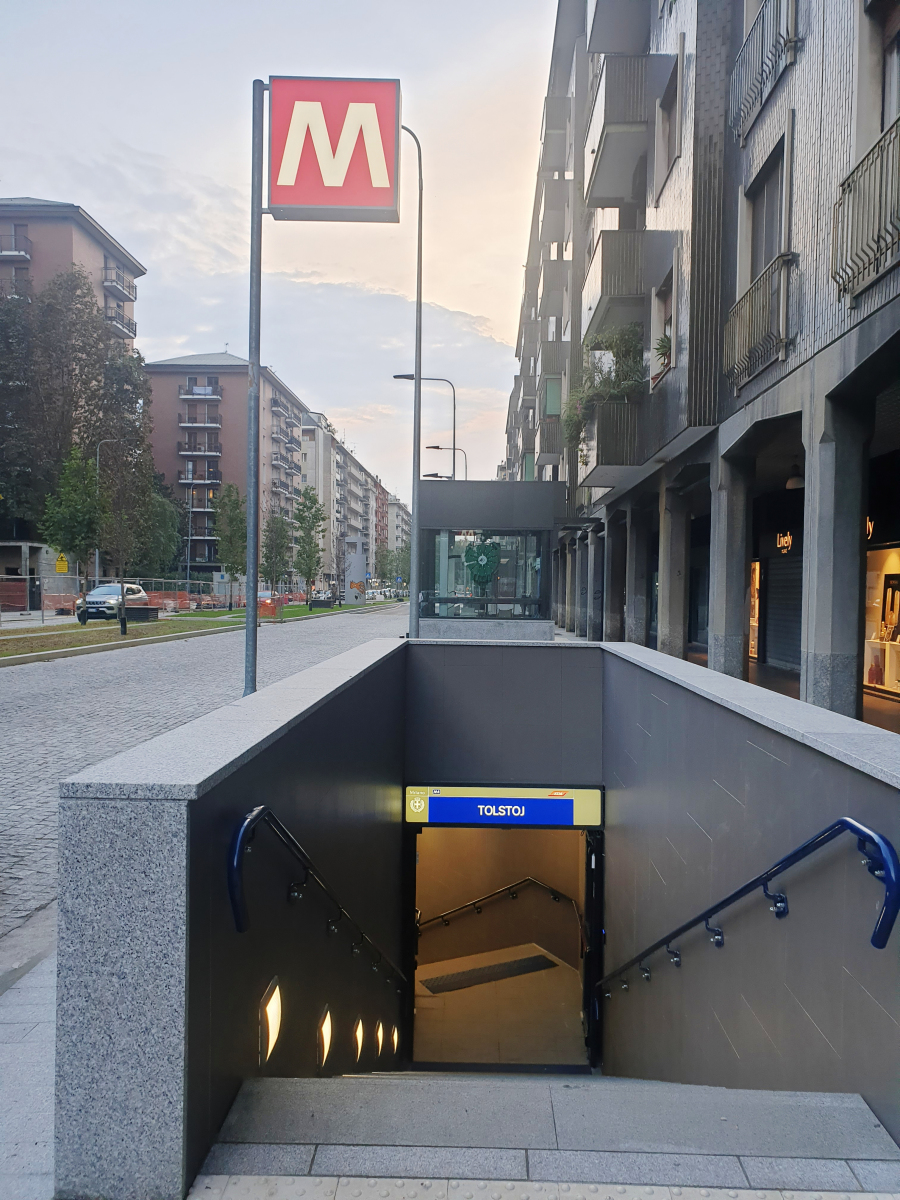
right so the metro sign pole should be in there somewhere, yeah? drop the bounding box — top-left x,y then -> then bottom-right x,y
243,76 -> 417,696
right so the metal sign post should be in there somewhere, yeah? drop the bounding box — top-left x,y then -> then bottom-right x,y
243,75 -> 407,695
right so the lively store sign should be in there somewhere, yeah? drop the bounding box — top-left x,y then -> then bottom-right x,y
405,786 -> 603,827
268,77 -> 401,222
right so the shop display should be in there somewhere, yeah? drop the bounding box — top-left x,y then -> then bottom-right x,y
865,551 -> 900,697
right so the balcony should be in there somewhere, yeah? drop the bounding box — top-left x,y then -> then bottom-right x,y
539,178 -> 567,244
105,308 -> 137,338
286,434 -> 302,451
179,412 -> 222,428
831,115 -> 900,301
538,257 -> 568,318
0,278 -> 31,300
179,385 -> 223,398
584,56 -> 648,208
271,452 -> 296,473
178,441 -> 222,456
536,417 -> 562,467
0,233 -> 32,261
536,339 -> 567,380
270,397 -> 290,419
724,254 -> 791,389
190,527 -> 219,540
272,479 -> 291,496
102,268 -> 137,303
587,0 -> 650,54
582,230 -> 644,343
729,0 -> 796,141
271,425 -> 287,443
178,470 -> 221,484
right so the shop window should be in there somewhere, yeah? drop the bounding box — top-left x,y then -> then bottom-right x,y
544,377 -> 562,416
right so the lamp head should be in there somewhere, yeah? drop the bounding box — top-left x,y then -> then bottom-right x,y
393,373 -> 415,380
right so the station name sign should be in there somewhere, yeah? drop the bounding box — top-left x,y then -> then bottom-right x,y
405,786 -> 603,828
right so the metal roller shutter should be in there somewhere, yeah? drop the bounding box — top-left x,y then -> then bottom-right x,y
765,555 -> 802,670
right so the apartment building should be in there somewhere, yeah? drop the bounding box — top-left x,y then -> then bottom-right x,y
0,197 -> 144,343
387,494 -> 411,553
510,0 -> 900,730
145,353 -> 309,573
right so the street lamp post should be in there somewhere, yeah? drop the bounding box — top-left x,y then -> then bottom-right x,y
94,439 -> 119,591
394,375 -> 457,479
426,444 -> 468,479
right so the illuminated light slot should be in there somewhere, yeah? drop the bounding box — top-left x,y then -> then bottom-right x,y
376,1021 -> 384,1056
259,978 -> 282,1065
354,1017 -> 364,1062
391,1024 -> 399,1054
319,1008 -> 332,1067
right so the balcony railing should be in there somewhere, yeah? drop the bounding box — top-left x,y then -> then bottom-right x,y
724,253 -> 790,388
178,441 -> 222,456
729,0 -> 796,140
832,115 -> 900,301
0,278 -> 32,299
178,412 -> 222,427
105,308 -> 137,337
272,479 -> 290,495
179,385 -> 223,398
584,55 -> 647,207
102,268 -> 137,302
536,417 -> 562,465
582,230 -> 644,342
0,233 -> 32,258
271,452 -> 294,470
270,397 -> 290,418
178,470 -> 222,484
271,425 -> 287,442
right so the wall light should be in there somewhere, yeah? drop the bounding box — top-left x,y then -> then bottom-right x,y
376,1021 -> 384,1056
392,1025 -> 399,1054
318,1008 -> 332,1068
259,977 -> 282,1065
354,1018 -> 364,1062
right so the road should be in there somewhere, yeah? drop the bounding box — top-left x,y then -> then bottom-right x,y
0,604 -> 409,940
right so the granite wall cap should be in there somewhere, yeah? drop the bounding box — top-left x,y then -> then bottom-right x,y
59,639 -> 403,802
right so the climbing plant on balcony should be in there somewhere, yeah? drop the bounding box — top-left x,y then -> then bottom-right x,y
562,323 -> 645,458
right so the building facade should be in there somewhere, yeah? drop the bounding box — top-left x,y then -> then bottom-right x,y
387,494 -> 411,554
0,197 -> 144,344
512,0 -> 900,729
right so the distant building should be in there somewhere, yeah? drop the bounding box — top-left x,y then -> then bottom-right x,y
0,197 -> 144,345
387,494 -> 411,554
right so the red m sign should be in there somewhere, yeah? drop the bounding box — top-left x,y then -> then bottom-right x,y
269,77 -> 401,222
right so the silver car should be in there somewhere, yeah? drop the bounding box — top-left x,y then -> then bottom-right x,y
76,584 -> 149,620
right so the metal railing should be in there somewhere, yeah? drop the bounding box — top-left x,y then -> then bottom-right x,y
104,308 -> 137,336
582,230 -> 644,339
537,417 -> 562,459
584,55 -> 647,198
597,816 -> 900,996
417,875 -> 588,956
178,440 -> 221,455
723,252 -> 790,387
832,115 -> 900,301
102,267 -> 137,300
0,277 -> 31,299
229,805 -> 407,986
0,233 -> 32,255
178,412 -> 222,426
178,469 -> 221,483
179,385 -> 223,398
271,479 -> 290,494
729,0 -> 796,139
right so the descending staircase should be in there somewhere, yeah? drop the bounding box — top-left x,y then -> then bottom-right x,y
191,1073 -> 900,1196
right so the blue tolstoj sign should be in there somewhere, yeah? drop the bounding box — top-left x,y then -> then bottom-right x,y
405,785 -> 602,827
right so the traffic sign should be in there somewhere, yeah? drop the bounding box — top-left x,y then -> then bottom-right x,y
55,553 -> 68,574
269,77 -> 401,223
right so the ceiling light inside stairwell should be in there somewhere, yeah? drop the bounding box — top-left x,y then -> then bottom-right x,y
319,1008 -> 333,1067
259,978 -> 282,1064
354,1018 -> 364,1062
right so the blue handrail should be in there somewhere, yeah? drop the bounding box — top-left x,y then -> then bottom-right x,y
228,805 -> 408,984
598,816 -> 900,992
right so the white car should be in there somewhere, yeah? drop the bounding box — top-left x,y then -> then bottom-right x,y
76,583 -> 149,620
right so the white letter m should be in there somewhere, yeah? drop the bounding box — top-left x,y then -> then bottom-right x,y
277,101 -> 390,189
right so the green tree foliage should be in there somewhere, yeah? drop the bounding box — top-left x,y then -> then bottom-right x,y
293,485 -> 326,598
394,542 -> 411,586
98,440 -> 156,614
562,323 -> 646,452
260,511 -> 293,591
374,542 -> 393,584
214,483 -> 247,608
131,489 -> 182,578
0,290 -> 33,529
40,446 -> 108,601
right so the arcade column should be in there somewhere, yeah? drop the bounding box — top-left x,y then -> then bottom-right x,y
709,443 -> 753,679
603,513 -> 626,642
657,479 -> 690,659
625,504 -> 651,645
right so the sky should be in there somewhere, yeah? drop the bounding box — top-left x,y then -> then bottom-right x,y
1,0 -> 559,501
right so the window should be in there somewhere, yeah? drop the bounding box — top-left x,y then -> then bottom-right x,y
206,375 -> 219,389
544,377 -> 562,416
651,260 -> 677,386
749,148 -> 784,280
654,35 -> 684,200
187,376 -> 197,390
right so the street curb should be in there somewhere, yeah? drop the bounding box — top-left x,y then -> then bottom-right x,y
0,602 -> 404,670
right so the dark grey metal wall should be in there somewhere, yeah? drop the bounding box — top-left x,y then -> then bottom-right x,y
418,480 -> 568,533
185,649 -> 408,1183
601,651 -> 900,1141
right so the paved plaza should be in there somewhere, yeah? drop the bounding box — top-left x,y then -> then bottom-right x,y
0,605 -> 409,941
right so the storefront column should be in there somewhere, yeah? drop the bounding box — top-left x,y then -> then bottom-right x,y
603,514 -> 626,641
587,530 -> 604,641
708,445 -> 752,678
566,539 -> 577,632
800,394 -> 874,718
557,540 -> 567,627
625,505 -> 650,645
657,480 -> 690,659
551,549 -> 560,625
575,532 -> 589,637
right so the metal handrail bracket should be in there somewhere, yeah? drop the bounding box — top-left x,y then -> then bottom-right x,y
598,816 -> 899,995
228,805 -> 407,984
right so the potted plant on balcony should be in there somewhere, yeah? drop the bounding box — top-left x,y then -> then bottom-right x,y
563,323 -> 645,465
651,332 -> 671,387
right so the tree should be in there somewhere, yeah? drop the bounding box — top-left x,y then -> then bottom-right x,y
394,542 -> 411,587
0,290 -> 33,532
214,483 -> 247,610
98,440 -> 155,633
130,489 -> 181,578
40,446 -> 108,617
293,485 -> 326,600
374,542 -> 394,585
260,511 -> 292,592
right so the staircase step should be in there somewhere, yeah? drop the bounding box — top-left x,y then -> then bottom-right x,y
203,1076 -> 900,1190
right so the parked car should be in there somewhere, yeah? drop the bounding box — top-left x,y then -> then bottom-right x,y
76,583 -> 149,620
